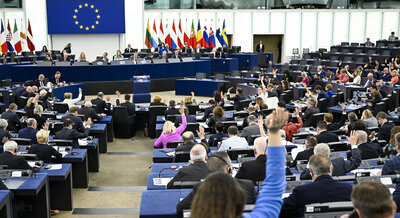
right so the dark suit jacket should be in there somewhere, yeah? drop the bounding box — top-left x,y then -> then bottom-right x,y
358,142 -> 381,159
120,102 -> 136,117
49,77 -> 64,86
18,127 -> 38,144
256,44 -> 264,53
227,94 -> 246,111
235,155 -> 266,183
268,90 -> 279,98
33,114 -> 46,130
1,110 -> 21,132
202,105 -> 215,121
316,131 -> 339,144
302,106 -> 320,127
280,175 -> 352,218
382,155 -> 400,175
167,161 -> 209,189
317,91 -> 329,100
78,107 -> 101,121
54,127 -> 89,148
379,122 -> 395,142
176,177 -> 257,217
175,115 -> 196,127
165,108 -> 180,117
35,79 -> 48,87
28,143 -> 62,163
91,98 -> 110,114
327,114 -> 346,131
290,149 -> 314,167
175,142 -> 195,153
0,151 -> 32,169
61,114 -> 85,133
208,132 -> 228,147
300,148 -> 362,180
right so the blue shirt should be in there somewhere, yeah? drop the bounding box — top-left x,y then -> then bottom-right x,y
327,90 -> 334,100
243,146 -> 286,218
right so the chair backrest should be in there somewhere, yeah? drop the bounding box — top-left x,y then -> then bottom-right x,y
166,141 -> 183,148
367,50 -> 376,55
48,139 -> 73,147
381,98 -> 390,111
302,48 -> 309,54
341,42 -> 349,46
354,49 -> 363,54
211,138 -> 227,147
184,123 -> 199,136
73,61 -> 90,66
328,142 -> 350,152
230,71 -> 241,77
246,135 -> 261,145
343,56 -> 352,62
336,92 -> 344,103
318,98 -> 328,113
215,74 -> 225,81
382,50 -> 391,56
261,108 -> 274,116
303,201 -> 354,218
373,102 -> 385,116
355,57 -> 365,63
149,105 -> 167,124
341,49 -> 350,54
166,114 -> 180,123
222,121 -> 237,134
185,104 -> 199,115
351,42 -> 359,46
311,113 -> 325,128
227,149 -> 254,160
53,102 -> 69,113
11,138 -> 32,145
53,122 -> 64,133
19,153 -> 38,160
196,73 -> 207,79
238,99 -> 252,111
174,151 -> 191,162
55,61 -> 71,66
112,106 -> 130,123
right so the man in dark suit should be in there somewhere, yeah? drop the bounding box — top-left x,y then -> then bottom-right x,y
242,105 -> 259,128
314,85 -> 329,100
175,132 -> 197,153
165,100 -> 180,117
167,144 -> 209,189
49,71 -> 65,86
290,136 -> 317,167
55,118 -> 91,148
301,99 -> 320,127
1,103 -> 21,132
382,133 -> 400,175
227,87 -> 246,111
281,155 -> 353,217
21,86 -> 36,98
353,130 -> 380,159
176,151 -> 257,217
175,107 -> 196,127
316,121 -> 339,143
78,101 -> 102,121
116,93 -> 135,117
236,136 -> 267,183
240,115 -> 260,139
0,119 -> 12,152
18,118 -> 49,144
38,89 -> 53,110
300,142 -> 362,180
91,92 -> 111,114
255,40 -> 264,53
182,42 -> 191,53
0,140 -> 32,169
35,74 -> 48,88
377,112 -> 395,143
267,84 -> 278,98
201,99 -> 216,121
376,81 -> 387,98
61,107 -> 87,133
124,44 -> 134,53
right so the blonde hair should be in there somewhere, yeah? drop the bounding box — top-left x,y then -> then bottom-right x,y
36,130 -> 49,143
26,97 -> 38,107
301,71 -> 307,77
153,95 -> 162,103
162,121 -> 176,134
361,109 -> 373,120
184,96 -> 192,104
64,92 -> 73,99
325,84 -> 333,91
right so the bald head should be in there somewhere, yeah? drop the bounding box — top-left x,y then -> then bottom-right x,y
182,131 -> 194,144
314,143 -> 331,157
309,154 -> 333,179
356,130 -> 368,144
190,144 -> 207,162
254,137 -> 267,157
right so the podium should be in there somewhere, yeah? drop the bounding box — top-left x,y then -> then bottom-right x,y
132,75 -> 151,103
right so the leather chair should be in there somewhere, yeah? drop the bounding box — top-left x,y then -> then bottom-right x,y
318,98 -> 328,113
173,151 -> 191,162
11,138 -> 32,145
166,141 -> 183,148
329,95 -> 338,107
311,113 -> 325,128
373,102 -> 385,116
149,105 -> 167,138
238,99 -> 252,111
112,106 -> 136,138
185,104 -> 199,115
184,123 -> 199,136
53,102 -> 69,113
222,121 -> 237,133
227,149 -> 255,161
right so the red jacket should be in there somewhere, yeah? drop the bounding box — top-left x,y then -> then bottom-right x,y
282,117 -> 303,141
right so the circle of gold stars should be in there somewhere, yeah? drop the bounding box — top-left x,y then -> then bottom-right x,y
73,3 -> 100,31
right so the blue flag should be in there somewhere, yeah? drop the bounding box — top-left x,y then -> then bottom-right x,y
215,28 -> 222,46
46,0 -> 125,34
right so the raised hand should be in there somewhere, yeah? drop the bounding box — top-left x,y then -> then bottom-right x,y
347,130 -> 358,146
265,107 -> 288,133
196,126 -> 205,139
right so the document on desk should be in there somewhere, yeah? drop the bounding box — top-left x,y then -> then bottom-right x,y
4,179 -> 25,189
78,139 -> 88,146
11,171 -> 22,177
166,152 -> 175,157
153,177 -> 172,186
351,168 -> 382,176
47,164 -> 63,170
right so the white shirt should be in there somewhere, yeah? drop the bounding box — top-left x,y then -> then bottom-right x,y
63,92 -> 82,108
218,136 -> 249,152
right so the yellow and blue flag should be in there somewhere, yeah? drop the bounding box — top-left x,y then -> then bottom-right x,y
46,0 -> 125,34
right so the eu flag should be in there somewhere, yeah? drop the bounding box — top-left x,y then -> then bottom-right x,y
46,0 -> 125,34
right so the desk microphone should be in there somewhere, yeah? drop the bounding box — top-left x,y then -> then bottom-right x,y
158,166 -> 177,178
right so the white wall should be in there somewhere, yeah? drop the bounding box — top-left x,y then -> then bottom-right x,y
5,3 -> 400,63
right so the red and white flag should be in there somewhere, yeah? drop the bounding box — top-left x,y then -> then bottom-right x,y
27,19 -> 35,52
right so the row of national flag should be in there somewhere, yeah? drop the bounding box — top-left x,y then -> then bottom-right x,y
0,19 -> 35,54
145,19 -> 228,50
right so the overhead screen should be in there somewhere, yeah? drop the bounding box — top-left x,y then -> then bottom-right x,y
46,0 -> 125,34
